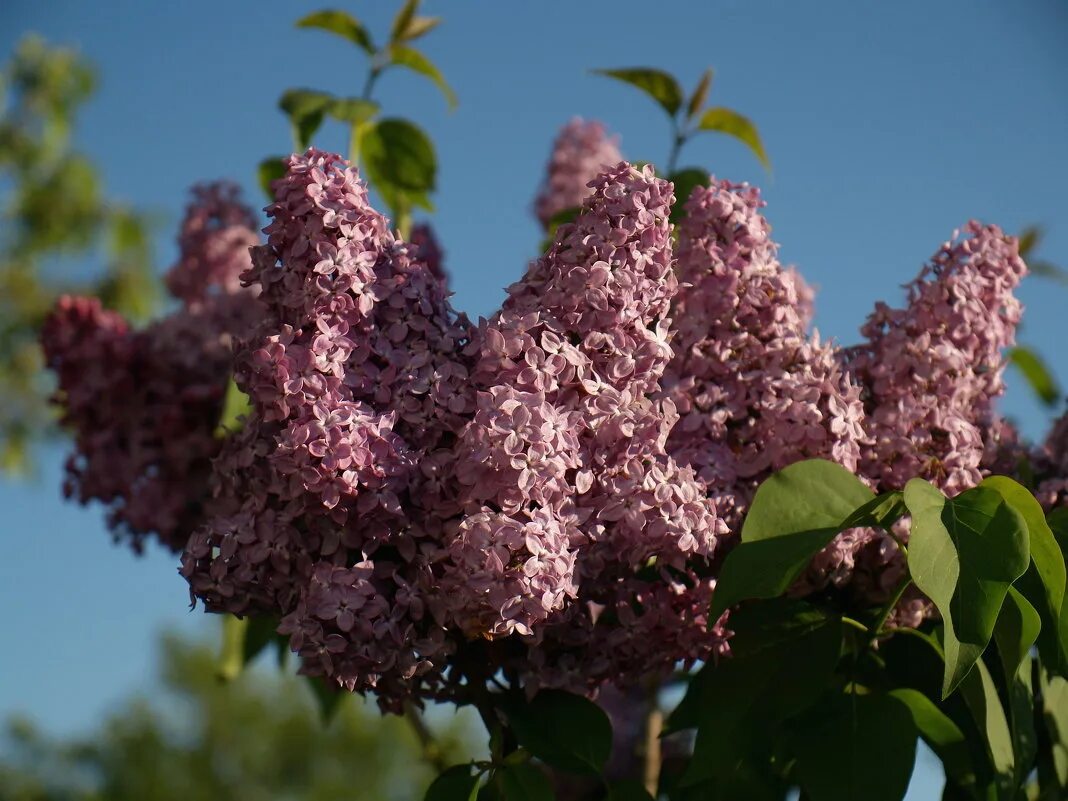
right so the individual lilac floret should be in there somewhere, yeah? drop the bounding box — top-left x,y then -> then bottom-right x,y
847,221 -> 1026,496
444,162 -> 725,658
534,118 -> 623,229
165,182 -> 260,307
664,178 -> 866,526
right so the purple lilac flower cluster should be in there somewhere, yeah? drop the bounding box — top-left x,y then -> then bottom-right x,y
42,183 -> 261,552
663,178 -> 866,528
180,150 -> 477,706
534,118 -> 623,229
44,126 -> 1041,708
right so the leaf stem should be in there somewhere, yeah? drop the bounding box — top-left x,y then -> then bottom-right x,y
666,117 -> 685,175
642,681 -> 664,796
841,615 -> 871,635
871,577 -> 912,640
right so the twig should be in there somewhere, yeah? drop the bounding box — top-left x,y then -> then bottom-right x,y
642,683 -> 663,797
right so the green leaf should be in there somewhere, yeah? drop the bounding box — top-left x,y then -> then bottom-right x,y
904,479 -> 1030,697
389,45 -> 457,109
278,88 -> 333,149
982,475 -> 1066,672
697,107 -> 770,171
501,689 -> 611,775
1019,226 -> 1042,258
710,459 -> 874,618
792,692 -> 917,801
296,9 -> 374,54
400,16 -> 442,41
497,764 -> 553,801
390,0 -> 419,44
359,117 -> 437,196
258,156 -> 287,201
305,675 -> 347,725
993,586 -> 1041,680
214,378 -> 251,438
328,97 -> 379,125
242,616 -> 280,665
216,614 -> 248,681
1030,260 -> 1068,285
686,68 -> 714,120
543,205 -> 581,237
956,655 -> 1015,797
667,168 -> 707,222
426,764 -> 482,801
741,459 -> 875,541
606,781 -> 655,801
890,688 -> 976,789
592,67 -> 684,117
681,599 -> 843,786
1040,668 -> 1068,791
1008,346 -> 1060,406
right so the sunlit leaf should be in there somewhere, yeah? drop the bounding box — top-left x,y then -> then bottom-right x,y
389,45 -> 457,109
697,107 -> 770,171
296,9 -> 374,54
1008,346 -> 1060,406
592,67 -> 683,117
686,68 -> 714,120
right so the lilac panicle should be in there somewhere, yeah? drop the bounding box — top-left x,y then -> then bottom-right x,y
534,118 -> 623,229
664,178 -> 866,526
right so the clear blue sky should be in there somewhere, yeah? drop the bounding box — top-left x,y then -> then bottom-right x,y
1,1 -> 1066,795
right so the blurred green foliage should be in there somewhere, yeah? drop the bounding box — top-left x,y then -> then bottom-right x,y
0,632 -> 475,801
0,35 -> 158,473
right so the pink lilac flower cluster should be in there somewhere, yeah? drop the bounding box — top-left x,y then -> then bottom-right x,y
663,178 -> 866,528
457,163 -> 729,690
848,221 -> 1026,496
42,183 -> 261,552
165,182 -> 261,306
180,150 -> 477,706
534,118 -> 623,229
816,222 -> 1028,624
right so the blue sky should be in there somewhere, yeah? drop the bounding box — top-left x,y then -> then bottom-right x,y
1,0 -> 1066,794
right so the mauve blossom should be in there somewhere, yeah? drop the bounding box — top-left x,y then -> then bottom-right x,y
534,118 -> 623,229
663,177 -> 866,528
41,184 -> 261,552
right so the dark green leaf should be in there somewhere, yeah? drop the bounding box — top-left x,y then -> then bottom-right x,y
543,206 -> 581,237
956,656 -> 1015,796
426,764 -> 482,801
993,586 -> 1041,681
686,68 -> 714,120
1040,668 -> 1068,790
278,88 -> 333,149
389,45 -> 457,109
890,688 -> 976,789
359,117 -> 437,195
681,599 -> 843,785
501,689 -> 611,775
242,616 -> 280,665
697,107 -> 770,171
258,156 -> 287,201
1008,346 -> 1060,406
592,67 -> 683,117
328,97 -> 379,125
983,475 -> 1065,671
710,530 -> 845,619
667,168 -> 707,223
904,479 -> 1030,697
710,459 -> 874,618
792,692 -> 917,801
296,9 -> 374,54
497,764 -> 553,801
305,675 -> 346,725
